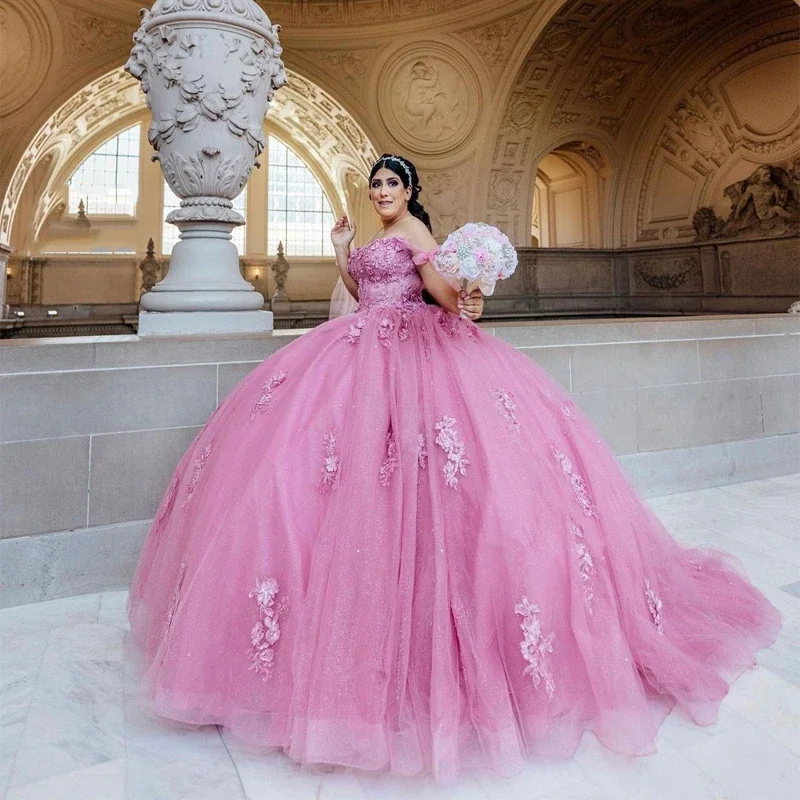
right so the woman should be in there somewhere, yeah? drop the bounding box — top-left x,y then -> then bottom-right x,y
129,153 -> 780,783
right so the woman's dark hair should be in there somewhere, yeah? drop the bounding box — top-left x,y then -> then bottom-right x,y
369,154 -> 432,233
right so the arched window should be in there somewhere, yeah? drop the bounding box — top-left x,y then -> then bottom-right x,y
162,182 -> 247,255
268,137 -> 334,257
67,125 -> 140,216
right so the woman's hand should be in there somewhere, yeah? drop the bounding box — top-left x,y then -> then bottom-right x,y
331,214 -> 356,248
458,288 -> 484,321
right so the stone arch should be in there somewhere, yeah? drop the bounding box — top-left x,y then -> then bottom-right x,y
1,65 -> 380,250
481,0 -> 797,247
618,26 -> 800,248
533,140 -> 610,248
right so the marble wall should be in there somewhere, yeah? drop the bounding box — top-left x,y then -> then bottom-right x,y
1,314 -> 799,607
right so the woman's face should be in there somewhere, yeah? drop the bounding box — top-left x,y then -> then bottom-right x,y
369,167 -> 411,223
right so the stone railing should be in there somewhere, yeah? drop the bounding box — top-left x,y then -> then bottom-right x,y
496,234 -> 799,317
3,234 -> 798,330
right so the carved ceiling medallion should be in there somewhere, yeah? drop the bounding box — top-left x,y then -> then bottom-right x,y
0,1 -> 53,116
376,42 -> 481,156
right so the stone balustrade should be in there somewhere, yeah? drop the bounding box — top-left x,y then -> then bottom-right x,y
1,313 -> 798,607
6,234 -> 798,321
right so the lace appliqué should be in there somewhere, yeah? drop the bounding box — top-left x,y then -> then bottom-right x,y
571,521 -> 595,613
182,443 -> 212,508
398,310 -> 411,341
248,578 -> 285,680
251,370 -> 288,420
163,560 -> 187,636
377,316 -> 395,347
514,596 -> 555,699
494,386 -> 521,434
552,446 -> 598,518
319,429 -> 340,492
380,429 -> 398,487
645,579 -> 665,635
420,322 -> 432,360
435,416 -> 469,489
435,307 -> 460,338
342,317 -> 365,344
418,433 -> 428,470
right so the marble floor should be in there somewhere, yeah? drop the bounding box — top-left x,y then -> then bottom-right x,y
2,475 -> 800,800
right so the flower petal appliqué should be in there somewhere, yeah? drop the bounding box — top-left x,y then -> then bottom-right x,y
418,433 -> 428,470
319,429 -> 340,492
435,307 -> 460,338
571,520 -> 595,613
182,443 -> 212,508
377,316 -> 395,347
514,596 -> 555,699
342,317 -> 366,344
552,446 -> 598,518
379,429 -> 398,487
248,577 -> 284,680
494,386 -> 521,434
251,370 -> 288,420
645,579 -> 665,635
435,416 -> 469,489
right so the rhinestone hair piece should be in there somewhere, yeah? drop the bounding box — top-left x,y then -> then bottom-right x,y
372,155 -> 414,187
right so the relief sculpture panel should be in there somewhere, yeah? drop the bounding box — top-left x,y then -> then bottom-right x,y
377,42 -> 481,156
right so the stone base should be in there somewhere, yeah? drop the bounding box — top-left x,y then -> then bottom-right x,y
138,309 -> 274,336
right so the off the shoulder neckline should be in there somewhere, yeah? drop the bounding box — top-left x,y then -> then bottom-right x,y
354,235 -> 411,252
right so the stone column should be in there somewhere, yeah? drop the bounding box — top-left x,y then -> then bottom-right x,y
125,0 -> 287,336
0,244 -> 11,317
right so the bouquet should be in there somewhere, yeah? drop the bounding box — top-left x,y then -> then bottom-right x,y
432,222 -> 518,297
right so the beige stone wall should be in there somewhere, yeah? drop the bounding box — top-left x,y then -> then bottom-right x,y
1,0 -> 798,307
6,254 -> 340,305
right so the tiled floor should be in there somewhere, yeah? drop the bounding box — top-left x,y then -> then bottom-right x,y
2,474 -> 799,800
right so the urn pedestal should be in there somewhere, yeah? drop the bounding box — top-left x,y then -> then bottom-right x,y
125,0 -> 287,335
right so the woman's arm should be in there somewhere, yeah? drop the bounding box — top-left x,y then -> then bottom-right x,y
401,221 -> 460,314
334,244 -> 359,301
402,220 -> 484,320
331,215 -> 359,301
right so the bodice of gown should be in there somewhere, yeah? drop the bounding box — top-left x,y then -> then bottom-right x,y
347,237 -> 427,312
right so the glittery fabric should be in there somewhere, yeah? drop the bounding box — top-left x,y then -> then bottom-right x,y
128,235 -> 781,783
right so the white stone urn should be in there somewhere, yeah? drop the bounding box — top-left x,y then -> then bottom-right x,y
125,0 -> 287,334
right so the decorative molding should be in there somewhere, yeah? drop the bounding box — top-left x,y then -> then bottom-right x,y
487,167 -> 523,213
458,8 -> 532,78
67,10 -> 128,58
578,56 -> 639,107
0,0 -> 54,116
636,30 -> 800,239
376,41 -> 481,157
313,49 -> 375,93
633,256 -> 700,291
418,163 -> 471,240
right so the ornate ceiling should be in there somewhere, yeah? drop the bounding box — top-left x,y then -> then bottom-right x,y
1,0 -> 797,248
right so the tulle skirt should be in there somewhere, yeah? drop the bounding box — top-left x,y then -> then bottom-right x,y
128,303 -> 781,782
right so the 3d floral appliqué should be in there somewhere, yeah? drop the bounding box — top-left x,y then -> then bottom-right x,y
514,596 -> 555,699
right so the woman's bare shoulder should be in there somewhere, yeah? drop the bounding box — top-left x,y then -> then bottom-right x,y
398,217 -> 438,251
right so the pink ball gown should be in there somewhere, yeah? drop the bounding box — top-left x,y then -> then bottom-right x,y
129,235 -> 780,782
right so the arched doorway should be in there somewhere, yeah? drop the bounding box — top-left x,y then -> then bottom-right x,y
532,142 -> 608,248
